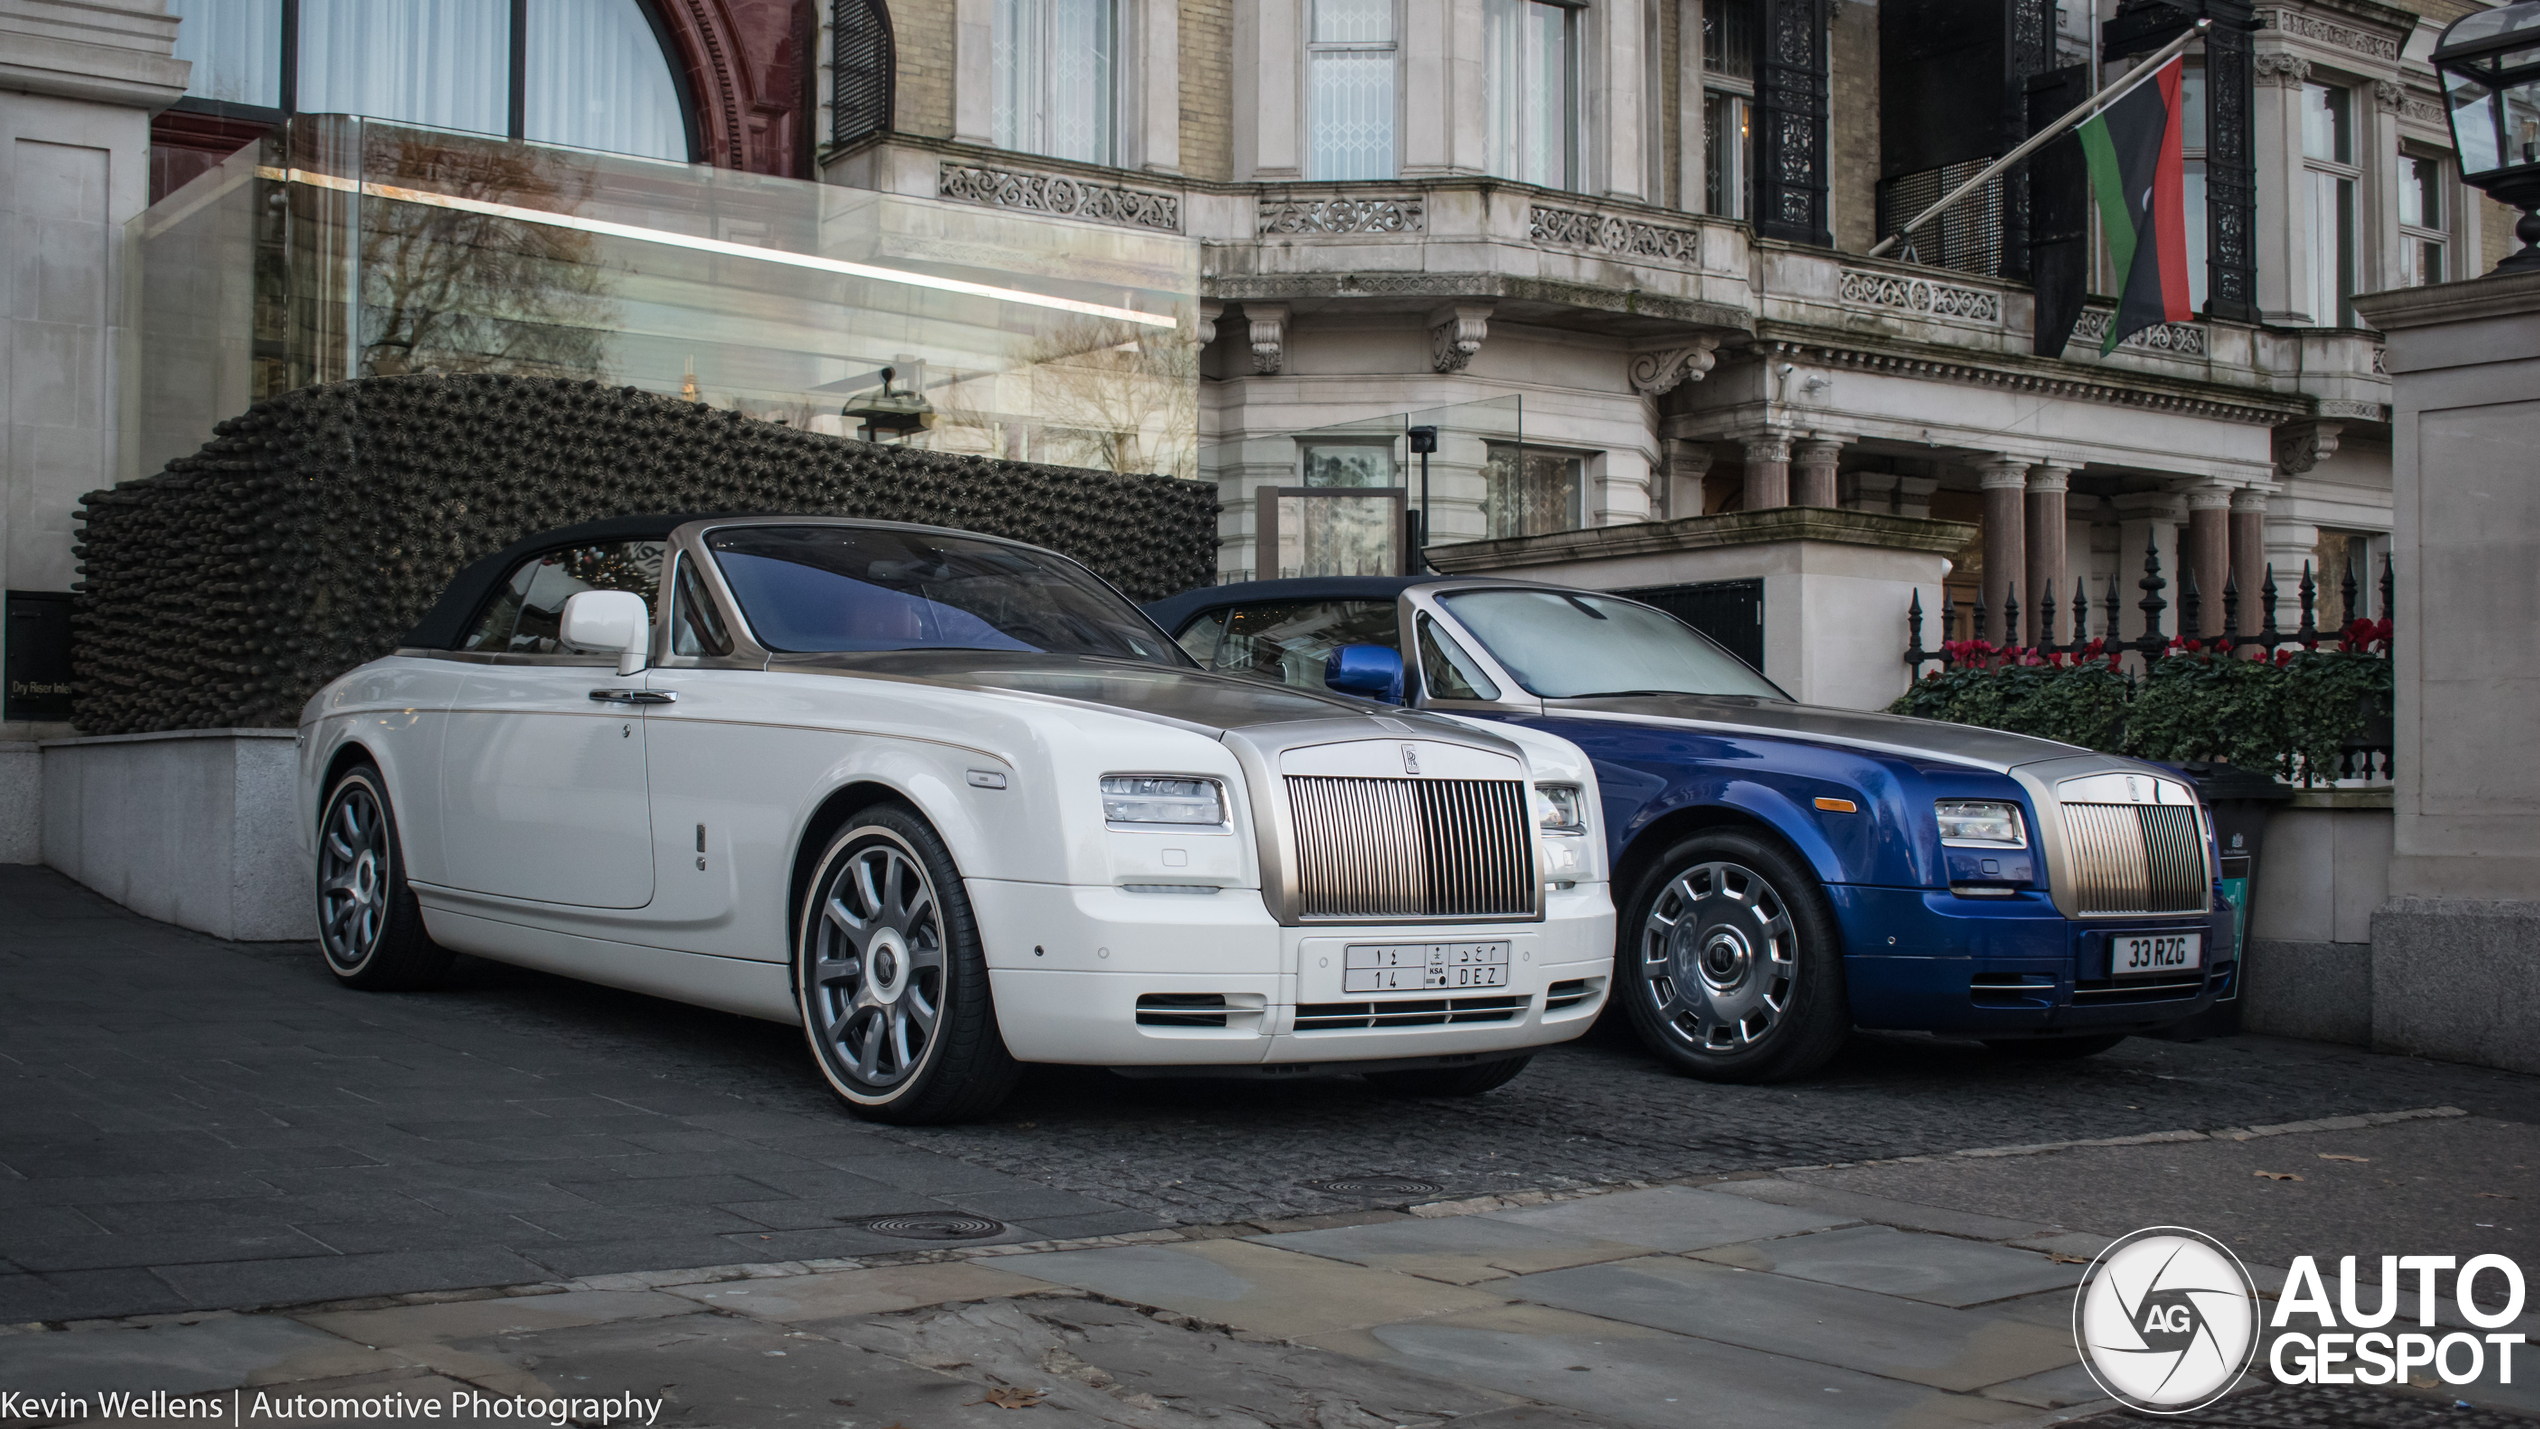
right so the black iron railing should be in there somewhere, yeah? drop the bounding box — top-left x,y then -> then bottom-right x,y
1903,530 -> 2396,782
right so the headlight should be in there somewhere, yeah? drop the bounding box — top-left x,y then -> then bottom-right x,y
1101,775 -> 1227,827
1534,782 -> 1586,833
1935,800 -> 2026,848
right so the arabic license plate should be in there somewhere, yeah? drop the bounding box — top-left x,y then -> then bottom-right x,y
2113,932 -> 2202,977
1342,941 -> 1512,993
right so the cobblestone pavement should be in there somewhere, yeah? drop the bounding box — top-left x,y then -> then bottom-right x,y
4,866 -> 2535,1325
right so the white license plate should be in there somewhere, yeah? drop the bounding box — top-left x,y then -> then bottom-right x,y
2113,932 -> 2203,977
1343,941 -> 1512,993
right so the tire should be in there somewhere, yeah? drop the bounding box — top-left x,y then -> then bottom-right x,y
314,764 -> 450,991
1618,829 -> 1849,1084
1365,1056 -> 1533,1098
1983,1034 -> 2127,1060
796,806 -> 1020,1125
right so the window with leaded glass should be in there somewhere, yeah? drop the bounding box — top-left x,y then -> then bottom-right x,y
994,0 -> 1115,165
1483,443 -> 1584,539
1308,0 -> 1396,180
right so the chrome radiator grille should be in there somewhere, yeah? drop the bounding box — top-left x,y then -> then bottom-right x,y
2060,803 -> 2208,914
1286,776 -> 1534,920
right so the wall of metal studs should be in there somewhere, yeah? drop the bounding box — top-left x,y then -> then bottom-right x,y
71,374 -> 1219,735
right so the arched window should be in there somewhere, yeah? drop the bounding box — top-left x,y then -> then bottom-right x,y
167,0 -> 695,163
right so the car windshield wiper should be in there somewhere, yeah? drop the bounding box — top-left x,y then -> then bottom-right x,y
1559,688 -> 1698,699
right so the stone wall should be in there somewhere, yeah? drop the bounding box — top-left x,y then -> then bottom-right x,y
71,373 -> 1218,736
2240,790 -> 2390,1047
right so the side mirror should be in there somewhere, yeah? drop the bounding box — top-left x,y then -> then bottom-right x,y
1325,643 -> 1405,704
561,589 -> 651,676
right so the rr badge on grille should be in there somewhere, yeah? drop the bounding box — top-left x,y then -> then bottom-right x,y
1401,745 -> 1421,775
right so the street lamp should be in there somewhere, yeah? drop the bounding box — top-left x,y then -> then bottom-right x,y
2433,0 -> 2540,275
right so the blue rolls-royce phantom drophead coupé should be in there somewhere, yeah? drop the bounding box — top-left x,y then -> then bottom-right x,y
1145,576 -> 2234,1083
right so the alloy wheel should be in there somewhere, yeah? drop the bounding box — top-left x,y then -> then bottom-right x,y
1640,859 -> 1798,1054
317,782 -> 391,971
807,837 -> 948,1092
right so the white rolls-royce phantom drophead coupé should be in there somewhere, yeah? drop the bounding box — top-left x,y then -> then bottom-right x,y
298,515 -> 1614,1122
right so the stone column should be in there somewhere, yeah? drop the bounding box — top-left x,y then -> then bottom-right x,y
2186,483 -> 2235,638
1791,436 -> 1845,509
1978,456 -> 2030,644
1742,432 -> 1791,512
1659,439 -> 1714,520
2024,464 -> 2072,646
2230,487 -> 2271,645
2263,515 -> 2324,635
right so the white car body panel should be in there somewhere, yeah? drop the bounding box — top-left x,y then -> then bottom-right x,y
299,518 -> 1616,1069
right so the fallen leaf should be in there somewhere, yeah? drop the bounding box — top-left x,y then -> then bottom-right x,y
2255,1171 -> 2304,1181
970,1389 -> 1049,1410
2476,1192 -> 2515,1199
2319,1154 -> 2370,1163
2051,1253 -> 2093,1264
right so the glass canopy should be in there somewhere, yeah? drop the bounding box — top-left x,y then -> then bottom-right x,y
124,115 -> 1200,485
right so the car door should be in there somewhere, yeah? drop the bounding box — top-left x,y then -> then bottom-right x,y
436,540 -> 662,909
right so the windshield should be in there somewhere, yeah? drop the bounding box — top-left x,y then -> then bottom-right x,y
707,526 -> 1187,664
1439,589 -> 1787,700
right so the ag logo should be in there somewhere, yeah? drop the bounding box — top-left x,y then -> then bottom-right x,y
2073,1227 -> 2259,1414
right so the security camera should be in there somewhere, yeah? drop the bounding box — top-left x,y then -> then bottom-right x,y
1776,363 -> 1796,378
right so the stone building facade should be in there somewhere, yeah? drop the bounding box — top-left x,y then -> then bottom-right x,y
821,0 -> 2507,657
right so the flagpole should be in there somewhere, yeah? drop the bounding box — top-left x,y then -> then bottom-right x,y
1865,18 -> 2211,261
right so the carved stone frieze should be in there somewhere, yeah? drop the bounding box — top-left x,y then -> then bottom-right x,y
1527,205 -> 1706,265
2258,8 -> 2402,61
2072,308 -> 2210,357
1629,339 -> 1722,396
2403,97 -> 2445,127
2252,51 -> 2312,88
1257,194 -> 1426,235
1429,304 -> 1492,373
2374,80 -> 2405,111
2314,398 -> 2387,421
1777,342 -> 2294,425
936,162 -> 1182,232
1836,269 -> 2004,323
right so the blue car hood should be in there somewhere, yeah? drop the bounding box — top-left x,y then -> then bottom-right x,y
1537,693 -> 2093,774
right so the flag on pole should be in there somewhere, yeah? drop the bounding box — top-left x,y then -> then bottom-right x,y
2077,55 -> 2192,353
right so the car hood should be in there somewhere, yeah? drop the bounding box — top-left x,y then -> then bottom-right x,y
766,650 -> 1398,734
1538,692 -> 2093,773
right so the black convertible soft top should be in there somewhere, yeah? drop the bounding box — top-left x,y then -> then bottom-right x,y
400,513 -> 765,650
1141,576 -> 1447,636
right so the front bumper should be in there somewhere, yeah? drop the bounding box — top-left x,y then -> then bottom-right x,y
1831,885 -> 2234,1037
965,878 -> 1615,1066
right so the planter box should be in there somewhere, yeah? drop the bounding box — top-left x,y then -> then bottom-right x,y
40,728 -> 307,941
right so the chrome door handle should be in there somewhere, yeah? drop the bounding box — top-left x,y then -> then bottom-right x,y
589,689 -> 676,704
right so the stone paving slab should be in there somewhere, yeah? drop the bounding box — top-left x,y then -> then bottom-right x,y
1693,1224 -> 2083,1307
0,1313 -> 386,1397
1508,1254 -> 2081,1392
1309,1301 -> 2036,1429
1477,1183 -> 1855,1251
662,1262 -> 1054,1322
991,1238 -> 1516,1339
1248,1215 -> 1650,1284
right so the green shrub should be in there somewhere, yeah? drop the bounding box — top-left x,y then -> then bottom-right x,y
1889,649 -> 2391,785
